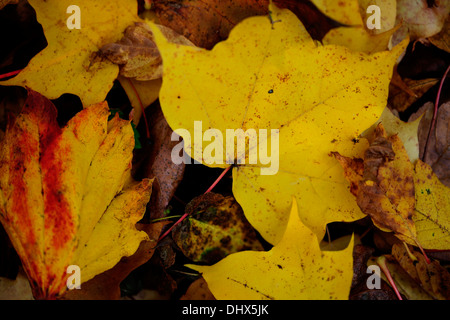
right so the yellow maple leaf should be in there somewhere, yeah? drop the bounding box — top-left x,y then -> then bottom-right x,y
150,3 -> 407,244
312,0 -> 399,54
0,90 -> 151,299
0,0 -> 140,106
187,198 -> 354,300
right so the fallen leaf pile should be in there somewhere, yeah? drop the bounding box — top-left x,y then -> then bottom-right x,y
0,0 -> 449,301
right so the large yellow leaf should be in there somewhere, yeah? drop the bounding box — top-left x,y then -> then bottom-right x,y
150,3 -> 407,244
0,90 -> 151,299
187,199 -> 354,300
0,0 -> 140,106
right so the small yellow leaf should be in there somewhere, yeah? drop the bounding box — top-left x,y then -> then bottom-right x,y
187,199 -> 354,300
1,0 -> 140,106
314,0 -> 400,54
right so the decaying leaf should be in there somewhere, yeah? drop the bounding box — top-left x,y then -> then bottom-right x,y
150,2 -> 407,244
367,255 -> 433,300
140,104 -> 185,220
362,107 -> 423,163
180,277 -> 215,300
0,268 -> 33,300
150,0 -> 268,49
0,90 -> 151,299
393,0 -> 450,43
332,123 -> 417,244
172,193 -> 263,264
101,22 -> 195,81
417,101 -> 450,187
429,15 -> 450,53
0,0 -> 17,10
187,199 -> 354,300
392,243 -> 450,299
151,0 -> 338,49
388,78 -> 439,113
333,122 -> 450,250
0,0 -> 141,106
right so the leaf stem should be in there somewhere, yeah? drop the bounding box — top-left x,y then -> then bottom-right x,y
204,165 -> 232,194
158,212 -> 189,242
377,256 -> 403,300
157,166 -> 232,242
0,69 -> 22,80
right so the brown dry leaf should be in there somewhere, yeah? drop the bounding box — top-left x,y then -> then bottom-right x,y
368,255 -> 433,300
181,277 -> 215,300
151,0 -> 336,49
389,78 -> 439,113
417,101 -> 450,187
0,268 -> 33,300
151,0 -> 268,49
139,104 -> 185,220
429,15 -> 450,53
101,22 -> 195,81
392,243 -> 450,300
363,107 -> 423,163
0,0 -> 17,10
332,123 -> 417,244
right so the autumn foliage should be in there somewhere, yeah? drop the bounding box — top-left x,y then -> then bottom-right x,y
0,0 -> 449,300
